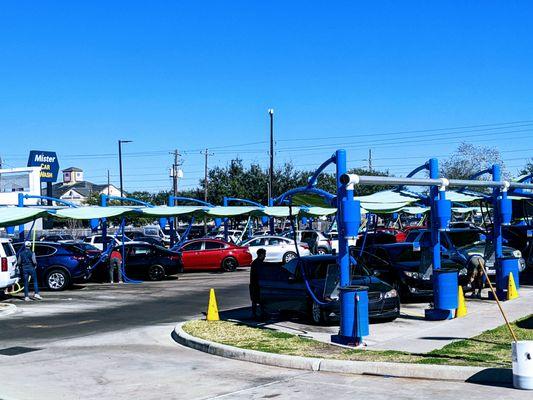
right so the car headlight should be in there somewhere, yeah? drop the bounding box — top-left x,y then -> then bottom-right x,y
403,271 -> 419,278
459,268 -> 468,276
384,289 -> 398,299
512,250 -> 522,258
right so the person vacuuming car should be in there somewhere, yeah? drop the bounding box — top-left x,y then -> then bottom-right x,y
250,248 -> 266,317
17,241 -> 42,301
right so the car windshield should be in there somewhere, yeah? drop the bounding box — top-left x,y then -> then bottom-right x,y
448,231 -> 481,248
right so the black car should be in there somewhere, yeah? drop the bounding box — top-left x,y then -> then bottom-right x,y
113,242 -> 182,281
13,242 -> 94,290
256,255 -> 400,324
360,243 -> 468,298
39,233 -> 75,242
125,231 -> 164,246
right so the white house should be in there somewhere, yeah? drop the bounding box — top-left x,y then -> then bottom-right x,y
52,167 -> 121,205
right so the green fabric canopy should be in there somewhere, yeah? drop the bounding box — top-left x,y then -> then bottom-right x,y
0,207 -> 49,227
205,206 -> 259,218
53,206 -> 136,220
137,206 -> 207,217
399,206 -> 430,215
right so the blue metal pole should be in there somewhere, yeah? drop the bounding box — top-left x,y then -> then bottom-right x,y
168,195 -> 176,247
492,164 -> 503,259
429,158 -> 441,271
101,194 -> 108,251
17,193 -> 25,241
223,196 -> 229,241
336,150 -> 349,288
268,198 -> 275,234
335,149 -> 354,342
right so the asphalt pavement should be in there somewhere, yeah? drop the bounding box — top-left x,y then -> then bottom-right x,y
0,269 -> 530,399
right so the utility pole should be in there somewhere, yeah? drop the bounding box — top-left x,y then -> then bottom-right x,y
201,148 -> 213,234
368,149 -> 373,171
170,149 -> 182,198
107,169 -> 110,196
118,139 -> 132,204
202,148 -> 213,203
268,109 -> 274,201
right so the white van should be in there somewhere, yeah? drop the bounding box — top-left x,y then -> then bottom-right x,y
0,239 -> 18,290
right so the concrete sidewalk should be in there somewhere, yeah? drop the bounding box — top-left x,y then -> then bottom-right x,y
245,286 -> 533,353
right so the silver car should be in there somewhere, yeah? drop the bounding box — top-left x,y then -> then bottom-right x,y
242,236 -> 311,263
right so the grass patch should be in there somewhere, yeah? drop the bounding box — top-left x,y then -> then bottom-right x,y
183,314 -> 532,368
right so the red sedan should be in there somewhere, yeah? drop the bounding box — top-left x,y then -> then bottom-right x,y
179,239 -> 252,272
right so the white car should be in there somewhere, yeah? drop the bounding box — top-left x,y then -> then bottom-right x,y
242,235 -> 311,263
0,238 -> 18,290
215,230 -> 244,244
326,231 -> 357,254
83,234 -> 131,251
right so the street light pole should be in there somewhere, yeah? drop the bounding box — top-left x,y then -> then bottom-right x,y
268,108 -> 274,201
118,140 -> 132,204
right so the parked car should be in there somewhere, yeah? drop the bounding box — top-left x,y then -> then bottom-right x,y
0,238 -> 18,291
177,239 -> 252,272
39,233 -> 75,243
83,234 -> 131,251
325,231 -> 357,254
503,225 -> 533,267
359,243 -> 469,298
125,231 -> 164,246
63,241 -> 102,257
142,225 -> 171,246
256,255 -> 400,324
242,236 -> 311,263
404,228 -> 525,276
13,242 -> 94,291
214,229 -> 244,244
112,242 -> 181,281
282,230 -> 333,254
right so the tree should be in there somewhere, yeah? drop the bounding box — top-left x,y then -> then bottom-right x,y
441,142 -> 506,180
200,158 -> 391,205
519,159 -> 533,176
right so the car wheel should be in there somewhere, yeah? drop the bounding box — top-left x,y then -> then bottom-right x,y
309,300 -> 327,325
46,268 -> 70,291
316,247 -> 328,255
148,265 -> 166,281
221,257 -> 238,272
252,302 -> 268,321
283,251 -> 297,264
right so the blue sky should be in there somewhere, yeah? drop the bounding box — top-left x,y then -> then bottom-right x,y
1,1 -> 532,193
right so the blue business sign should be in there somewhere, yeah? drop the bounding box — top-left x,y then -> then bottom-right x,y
27,150 -> 60,182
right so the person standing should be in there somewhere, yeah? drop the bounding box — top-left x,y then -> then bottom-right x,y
109,248 -> 123,284
17,241 -> 42,301
250,248 -> 266,318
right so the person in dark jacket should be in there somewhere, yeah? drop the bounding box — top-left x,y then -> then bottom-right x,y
250,248 -> 266,318
17,241 -> 42,301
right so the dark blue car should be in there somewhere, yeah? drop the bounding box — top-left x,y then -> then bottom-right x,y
256,255 -> 400,324
14,242 -> 94,291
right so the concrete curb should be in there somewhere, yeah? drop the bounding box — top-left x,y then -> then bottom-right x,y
174,322 -> 512,384
0,303 -> 17,317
